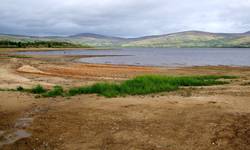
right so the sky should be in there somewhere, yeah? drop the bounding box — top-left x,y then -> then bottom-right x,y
0,0 -> 250,37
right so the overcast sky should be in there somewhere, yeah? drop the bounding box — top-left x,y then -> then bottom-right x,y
0,0 -> 250,37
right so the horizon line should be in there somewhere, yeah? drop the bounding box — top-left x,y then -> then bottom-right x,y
0,30 -> 249,39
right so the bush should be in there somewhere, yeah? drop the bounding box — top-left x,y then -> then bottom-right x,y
30,85 -> 47,94
43,86 -> 64,97
16,86 -> 24,91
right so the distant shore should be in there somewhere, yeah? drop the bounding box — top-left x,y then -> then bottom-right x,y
0,47 -> 111,52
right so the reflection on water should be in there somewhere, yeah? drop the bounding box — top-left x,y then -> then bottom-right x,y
17,48 -> 250,67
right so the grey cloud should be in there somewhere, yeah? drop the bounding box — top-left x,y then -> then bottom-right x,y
0,0 -> 249,37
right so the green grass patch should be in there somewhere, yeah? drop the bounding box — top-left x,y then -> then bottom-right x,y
42,86 -> 64,97
8,55 -> 32,58
29,85 -> 47,94
16,86 -> 25,91
67,75 -> 236,98
13,75 -> 236,98
68,83 -> 123,98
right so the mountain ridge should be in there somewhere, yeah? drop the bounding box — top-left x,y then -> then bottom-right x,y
1,30 -> 250,48
1,30 -> 250,39
68,33 -> 125,40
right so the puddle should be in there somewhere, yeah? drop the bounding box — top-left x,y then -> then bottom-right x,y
0,107 -> 44,148
0,130 -> 31,148
0,117 -> 33,148
0,105 -> 49,148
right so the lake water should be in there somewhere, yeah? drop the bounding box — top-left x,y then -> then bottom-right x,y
17,48 -> 250,67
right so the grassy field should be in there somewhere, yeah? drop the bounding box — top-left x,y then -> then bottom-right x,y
15,75 -> 236,98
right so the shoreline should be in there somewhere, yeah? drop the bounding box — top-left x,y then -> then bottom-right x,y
2,49 -> 250,69
4,47 -> 250,68
0,48 -> 250,149
1,51 -> 249,87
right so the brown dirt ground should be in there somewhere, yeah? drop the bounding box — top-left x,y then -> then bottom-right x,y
0,52 -> 250,150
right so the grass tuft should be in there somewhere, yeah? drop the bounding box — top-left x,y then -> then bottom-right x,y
43,86 -> 64,97
8,55 -> 32,58
16,86 -> 24,91
30,85 -> 47,94
68,83 -> 122,98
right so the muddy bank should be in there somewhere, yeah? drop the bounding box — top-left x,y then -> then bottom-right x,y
1,92 -> 250,150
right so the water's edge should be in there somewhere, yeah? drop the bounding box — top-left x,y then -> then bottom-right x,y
16,48 -> 250,67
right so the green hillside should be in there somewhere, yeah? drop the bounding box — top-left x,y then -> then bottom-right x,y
1,31 -> 250,48
122,31 -> 250,48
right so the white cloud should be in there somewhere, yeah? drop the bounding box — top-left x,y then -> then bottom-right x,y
0,0 -> 249,37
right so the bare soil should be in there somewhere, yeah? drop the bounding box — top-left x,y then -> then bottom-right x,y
0,52 -> 250,150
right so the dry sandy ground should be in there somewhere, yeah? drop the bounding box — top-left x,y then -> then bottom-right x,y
0,53 -> 250,150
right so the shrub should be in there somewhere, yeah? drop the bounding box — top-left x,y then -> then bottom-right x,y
30,85 -> 47,94
16,86 -> 24,91
43,86 -> 64,97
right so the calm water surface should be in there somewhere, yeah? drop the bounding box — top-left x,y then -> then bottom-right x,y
17,48 -> 250,67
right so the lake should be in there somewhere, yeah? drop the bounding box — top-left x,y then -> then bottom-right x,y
17,48 -> 250,67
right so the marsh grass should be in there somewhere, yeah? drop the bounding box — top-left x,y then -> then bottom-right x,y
16,86 -> 25,91
8,55 -> 32,58
42,86 -> 64,97
12,75 -> 236,98
67,75 -> 235,97
30,85 -> 47,94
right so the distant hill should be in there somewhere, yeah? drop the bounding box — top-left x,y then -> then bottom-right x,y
1,31 -> 250,48
123,31 -> 250,48
244,31 -> 250,35
65,33 -> 128,47
69,33 -> 124,39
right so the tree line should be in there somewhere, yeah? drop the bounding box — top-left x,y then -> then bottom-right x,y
0,40 -> 91,48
